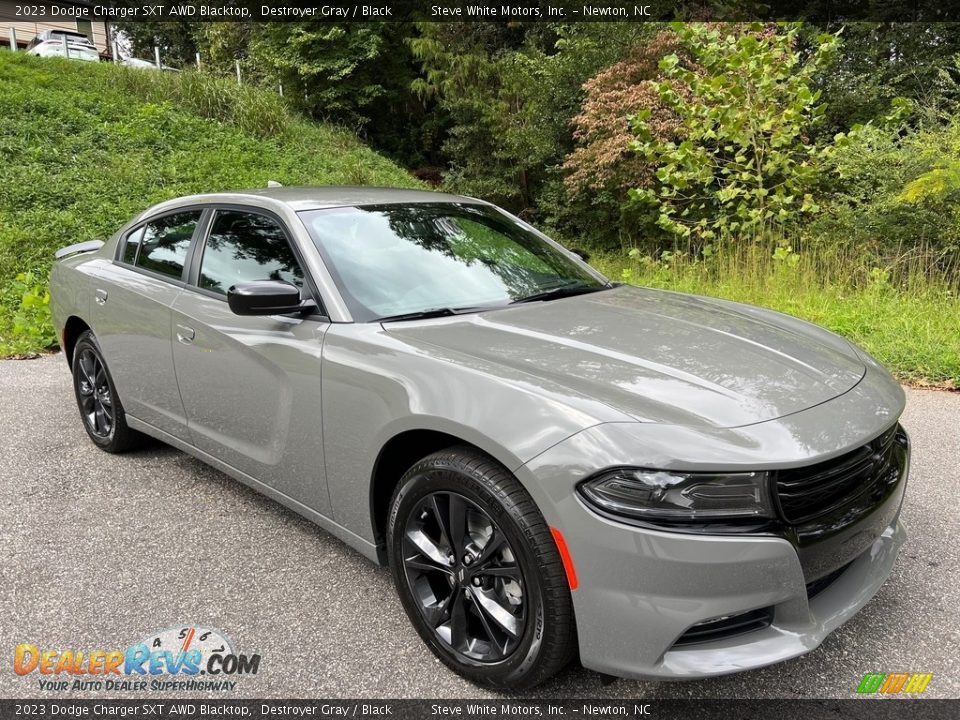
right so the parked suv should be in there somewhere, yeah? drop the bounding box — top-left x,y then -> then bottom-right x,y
26,30 -> 100,63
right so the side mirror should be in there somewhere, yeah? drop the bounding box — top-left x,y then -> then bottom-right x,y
227,281 -> 306,316
570,248 -> 591,262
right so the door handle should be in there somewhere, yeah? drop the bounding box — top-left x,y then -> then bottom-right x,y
94,289 -> 108,306
176,324 -> 195,344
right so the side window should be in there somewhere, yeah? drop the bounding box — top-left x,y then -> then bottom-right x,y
122,227 -> 145,264
136,211 -> 201,280
199,210 -> 305,295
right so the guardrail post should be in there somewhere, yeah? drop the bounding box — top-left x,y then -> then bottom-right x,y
235,60 -> 241,85
154,46 -> 161,69
111,37 -> 119,63
278,80 -> 283,97
195,52 -> 201,69
63,34 -> 69,59
8,27 -> 16,51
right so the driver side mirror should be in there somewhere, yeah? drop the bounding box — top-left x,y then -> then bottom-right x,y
227,281 -> 309,316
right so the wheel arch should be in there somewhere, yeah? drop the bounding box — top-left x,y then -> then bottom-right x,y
62,316 -> 92,367
368,424 -> 524,564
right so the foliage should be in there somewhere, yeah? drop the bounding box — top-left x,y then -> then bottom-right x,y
411,23 -> 649,217
810,118 -> 960,256
0,52 -> 419,356
564,30 -> 679,197
101,61 -> 290,137
187,22 -> 434,167
630,23 -> 840,244
559,30 -> 680,249
8,272 -> 55,355
114,9 -> 202,67
900,161 -> 960,204
809,23 -> 960,135
245,23 -> 400,125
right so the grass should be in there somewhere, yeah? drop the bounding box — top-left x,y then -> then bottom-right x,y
592,245 -> 960,387
0,51 -> 420,356
1,52 -> 957,386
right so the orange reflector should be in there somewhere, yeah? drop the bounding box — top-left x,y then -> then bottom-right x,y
550,527 -> 578,591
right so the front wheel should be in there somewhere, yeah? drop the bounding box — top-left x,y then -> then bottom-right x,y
387,446 -> 575,689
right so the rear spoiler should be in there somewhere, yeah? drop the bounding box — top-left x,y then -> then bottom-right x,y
55,240 -> 104,260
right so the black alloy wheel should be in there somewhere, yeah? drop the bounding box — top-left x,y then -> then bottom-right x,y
76,347 -> 114,439
401,491 -> 526,663
71,330 -> 142,453
388,446 -> 575,689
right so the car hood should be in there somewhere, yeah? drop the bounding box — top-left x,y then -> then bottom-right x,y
383,285 -> 866,429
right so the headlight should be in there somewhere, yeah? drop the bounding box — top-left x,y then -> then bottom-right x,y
578,468 -> 774,524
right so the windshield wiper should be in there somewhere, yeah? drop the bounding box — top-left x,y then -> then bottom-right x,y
378,307 -> 465,323
511,284 -> 604,304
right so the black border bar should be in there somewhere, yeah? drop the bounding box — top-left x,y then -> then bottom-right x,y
2,0 -> 960,23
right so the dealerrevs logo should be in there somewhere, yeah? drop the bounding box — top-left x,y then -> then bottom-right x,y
13,625 -> 260,692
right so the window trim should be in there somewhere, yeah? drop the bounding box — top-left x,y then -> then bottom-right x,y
186,204 -> 329,320
113,206 -> 209,288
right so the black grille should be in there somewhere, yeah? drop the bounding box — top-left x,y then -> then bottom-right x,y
673,607 -> 774,647
775,425 -> 903,525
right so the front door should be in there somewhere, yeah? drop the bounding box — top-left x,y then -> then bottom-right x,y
170,208 -> 331,515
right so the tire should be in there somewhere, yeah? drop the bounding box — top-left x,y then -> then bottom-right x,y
387,446 -> 575,690
71,330 -> 143,453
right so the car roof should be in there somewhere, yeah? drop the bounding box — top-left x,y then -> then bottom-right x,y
142,186 -> 486,217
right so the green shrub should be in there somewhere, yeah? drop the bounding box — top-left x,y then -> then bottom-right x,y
10,272 -> 55,354
809,120 -> 960,261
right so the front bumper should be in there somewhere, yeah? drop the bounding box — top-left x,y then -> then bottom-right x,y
544,489 -> 906,680
565,513 -> 905,680
517,368 -> 909,679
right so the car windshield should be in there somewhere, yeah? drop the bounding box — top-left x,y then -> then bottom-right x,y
299,203 -> 607,321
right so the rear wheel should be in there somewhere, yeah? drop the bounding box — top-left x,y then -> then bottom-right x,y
387,446 -> 575,689
71,330 -> 142,453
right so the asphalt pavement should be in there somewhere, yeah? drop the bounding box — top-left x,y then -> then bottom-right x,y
1,354 -> 957,699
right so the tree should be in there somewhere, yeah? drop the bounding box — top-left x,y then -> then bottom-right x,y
564,31 -> 680,198
410,23 -> 649,217
810,23 -> 960,134
114,0 -> 203,67
630,23 -> 841,244
114,20 -> 200,66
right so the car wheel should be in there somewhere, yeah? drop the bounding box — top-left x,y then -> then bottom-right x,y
387,446 -> 575,690
71,330 -> 142,453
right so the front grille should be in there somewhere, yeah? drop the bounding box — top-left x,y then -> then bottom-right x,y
775,425 -> 904,525
673,607 -> 774,647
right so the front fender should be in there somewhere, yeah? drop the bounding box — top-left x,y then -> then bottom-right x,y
320,323 -> 619,543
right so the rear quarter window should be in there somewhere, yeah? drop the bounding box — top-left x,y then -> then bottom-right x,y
122,227 -> 145,264
134,211 -> 201,280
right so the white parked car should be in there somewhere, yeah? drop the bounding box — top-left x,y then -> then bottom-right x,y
119,56 -> 180,72
26,30 -> 100,63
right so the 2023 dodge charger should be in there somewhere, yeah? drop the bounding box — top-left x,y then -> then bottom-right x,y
50,187 -> 910,689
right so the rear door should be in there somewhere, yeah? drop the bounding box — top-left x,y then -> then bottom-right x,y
91,209 -> 202,438
170,207 -> 332,514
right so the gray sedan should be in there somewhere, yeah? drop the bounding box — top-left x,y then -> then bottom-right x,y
49,187 -> 909,690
